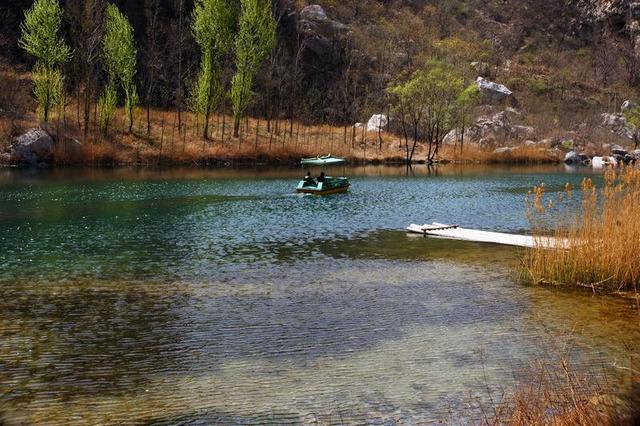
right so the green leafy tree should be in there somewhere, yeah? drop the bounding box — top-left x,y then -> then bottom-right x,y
190,0 -> 236,139
455,83 -> 480,152
624,107 -> 640,149
388,60 -> 465,164
19,0 -> 71,123
230,0 -> 276,138
98,82 -> 117,133
102,4 -> 138,133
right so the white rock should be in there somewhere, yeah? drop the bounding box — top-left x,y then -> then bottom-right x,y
366,114 -> 388,132
476,77 -> 513,104
592,156 -> 617,168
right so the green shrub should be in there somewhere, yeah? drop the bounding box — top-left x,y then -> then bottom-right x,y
527,77 -> 549,96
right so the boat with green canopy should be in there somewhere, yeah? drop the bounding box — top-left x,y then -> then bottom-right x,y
300,154 -> 347,166
297,154 -> 350,195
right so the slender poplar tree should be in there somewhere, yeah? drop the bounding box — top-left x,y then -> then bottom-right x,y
230,0 -> 276,138
19,0 -> 71,124
102,4 -> 138,133
190,0 -> 236,139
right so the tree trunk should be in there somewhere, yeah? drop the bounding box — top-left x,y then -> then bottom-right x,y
147,104 -> 152,137
233,116 -> 241,138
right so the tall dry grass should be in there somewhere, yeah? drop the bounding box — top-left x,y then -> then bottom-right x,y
441,144 -> 558,164
1,95 -> 564,166
487,358 -> 640,425
524,167 -> 640,294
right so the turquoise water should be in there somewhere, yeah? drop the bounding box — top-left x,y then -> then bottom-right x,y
0,165 -> 637,424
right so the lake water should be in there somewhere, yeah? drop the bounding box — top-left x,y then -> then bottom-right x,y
0,165 -> 638,424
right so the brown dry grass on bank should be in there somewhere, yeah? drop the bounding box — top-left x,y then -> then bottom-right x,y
0,95 -> 564,166
441,144 -> 558,164
9,103 -> 409,166
524,167 -> 640,294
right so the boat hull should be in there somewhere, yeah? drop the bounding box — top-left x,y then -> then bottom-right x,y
296,178 -> 350,195
296,185 -> 350,195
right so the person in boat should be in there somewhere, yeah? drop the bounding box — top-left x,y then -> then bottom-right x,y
304,171 -> 316,185
317,172 -> 326,183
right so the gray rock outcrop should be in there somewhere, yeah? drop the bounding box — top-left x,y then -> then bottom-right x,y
9,128 -> 54,165
476,77 -> 513,104
600,113 -> 633,139
443,108 -> 534,145
297,5 -> 349,71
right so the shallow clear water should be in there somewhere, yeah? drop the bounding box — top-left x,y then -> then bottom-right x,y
0,165 -> 638,424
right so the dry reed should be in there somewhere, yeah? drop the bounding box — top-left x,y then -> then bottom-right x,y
487,359 -> 640,425
524,167 -> 640,294
441,144 -> 558,164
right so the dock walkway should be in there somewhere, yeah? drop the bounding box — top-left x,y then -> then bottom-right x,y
406,223 -> 567,249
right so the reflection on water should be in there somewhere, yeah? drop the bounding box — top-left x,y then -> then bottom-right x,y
0,165 -> 636,424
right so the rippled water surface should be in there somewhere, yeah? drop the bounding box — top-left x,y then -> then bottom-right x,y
0,165 -> 638,424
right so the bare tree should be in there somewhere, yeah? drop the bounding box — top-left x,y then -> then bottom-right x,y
66,0 -> 106,142
143,0 -> 162,136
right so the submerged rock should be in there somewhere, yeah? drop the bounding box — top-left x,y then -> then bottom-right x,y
9,128 -> 54,165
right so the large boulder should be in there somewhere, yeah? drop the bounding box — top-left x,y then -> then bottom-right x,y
297,5 -> 348,71
600,113 -> 633,139
299,5 -> 348,35
564,150 -> 590,165
476,77 -> 513,104
9,128 -> 54,165
444,108 -> 534,145
366,114 -> 388,132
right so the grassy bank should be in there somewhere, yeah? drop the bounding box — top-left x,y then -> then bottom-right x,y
524,167 -> 640,295
0,98 -> 561,167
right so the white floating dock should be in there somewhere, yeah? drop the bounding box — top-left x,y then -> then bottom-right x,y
406,222 -> 567,249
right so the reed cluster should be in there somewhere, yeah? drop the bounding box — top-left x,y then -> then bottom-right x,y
524,167 -> 640,294
487,358 -> 640,425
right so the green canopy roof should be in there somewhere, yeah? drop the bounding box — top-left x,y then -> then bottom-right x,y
301,155 -> 346,166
